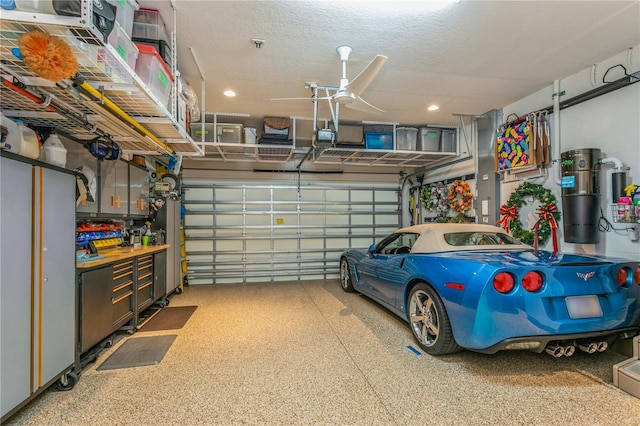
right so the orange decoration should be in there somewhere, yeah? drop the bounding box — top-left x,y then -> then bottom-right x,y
17,30 -> 78,82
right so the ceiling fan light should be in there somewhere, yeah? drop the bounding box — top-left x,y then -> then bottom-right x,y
224,90 -> 236,97
428,104 -> 439,111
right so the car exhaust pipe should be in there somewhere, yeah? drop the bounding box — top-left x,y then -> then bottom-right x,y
597,341 -> 608,352
564,345 -> 576,357
578,342 -> 598,354
545,344 -> 565,358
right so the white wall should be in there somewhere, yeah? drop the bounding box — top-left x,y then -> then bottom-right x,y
503,45 -> 640,259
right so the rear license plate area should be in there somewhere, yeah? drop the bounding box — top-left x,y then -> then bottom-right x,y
565,295 -> 603,319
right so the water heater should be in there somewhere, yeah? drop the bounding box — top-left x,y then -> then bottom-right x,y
560,148 -> 601,244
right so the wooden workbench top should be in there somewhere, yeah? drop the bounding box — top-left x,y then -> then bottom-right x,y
76,244 -> 170,269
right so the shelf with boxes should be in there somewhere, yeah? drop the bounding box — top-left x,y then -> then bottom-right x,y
190,113 -> 296,163
313,122 -> 460,168
0,1 -> 201,158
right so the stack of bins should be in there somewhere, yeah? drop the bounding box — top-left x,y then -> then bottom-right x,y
105,0 -> 140,70
132,8 -> 172,69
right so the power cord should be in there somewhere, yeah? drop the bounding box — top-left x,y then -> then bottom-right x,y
598,207 -> 631,232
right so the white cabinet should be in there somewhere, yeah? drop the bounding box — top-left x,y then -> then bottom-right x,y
1,154 -> 77,421
100,159 -> 130,215
129,163 -> 150,216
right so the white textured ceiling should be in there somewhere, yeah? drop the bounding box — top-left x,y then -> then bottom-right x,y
144,0 -> 640,127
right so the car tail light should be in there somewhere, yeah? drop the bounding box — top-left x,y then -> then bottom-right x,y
616,268 -> 630,287
493,272 -> 515,293
634,266 -> 640,285
522,271 -> 543,292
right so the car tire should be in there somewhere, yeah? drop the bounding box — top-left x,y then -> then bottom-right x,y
408,283 -> 461,355
340,257 -> 355,293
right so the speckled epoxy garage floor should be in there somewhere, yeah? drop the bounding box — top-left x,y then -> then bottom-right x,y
6,280 -> 640,425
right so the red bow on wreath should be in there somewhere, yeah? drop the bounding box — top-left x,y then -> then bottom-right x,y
496,205 -> 519,233
533,203 -> 559,252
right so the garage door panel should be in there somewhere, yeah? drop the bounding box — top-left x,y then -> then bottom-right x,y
183,182 -> 399,284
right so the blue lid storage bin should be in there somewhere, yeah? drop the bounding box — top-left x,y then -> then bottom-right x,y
365,132 -> 394,150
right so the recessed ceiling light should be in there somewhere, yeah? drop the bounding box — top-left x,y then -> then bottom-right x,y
224,90 -> 236,97
428,105 -> 439,111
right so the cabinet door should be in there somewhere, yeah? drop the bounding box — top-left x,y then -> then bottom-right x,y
100,160 -> 129,215
38,167 -> 76,385
0,157 -> 32,418
154,250 -> 167,301
80,266 -> 113,353
129,164 -> 149,216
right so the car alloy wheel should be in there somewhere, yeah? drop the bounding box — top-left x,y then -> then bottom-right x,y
408,283 -> 460,355
340,258 -> 355,292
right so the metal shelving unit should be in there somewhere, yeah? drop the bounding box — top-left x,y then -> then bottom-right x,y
0,5 -> 202,156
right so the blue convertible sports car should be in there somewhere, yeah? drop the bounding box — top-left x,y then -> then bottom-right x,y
339,223 -> 640,357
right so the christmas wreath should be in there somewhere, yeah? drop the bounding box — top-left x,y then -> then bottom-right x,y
498,181 -> 561,250
447,180 -> 473,213
422,182 -> 449,213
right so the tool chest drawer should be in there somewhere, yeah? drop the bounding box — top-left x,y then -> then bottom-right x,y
112,260 -> 134,328
136,255 -> 155,310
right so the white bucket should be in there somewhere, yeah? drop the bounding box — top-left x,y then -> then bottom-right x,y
43,134 -> 67,167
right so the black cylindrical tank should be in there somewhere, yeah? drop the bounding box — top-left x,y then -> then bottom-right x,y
611,172 -> 626,204
561,148 -> 601,244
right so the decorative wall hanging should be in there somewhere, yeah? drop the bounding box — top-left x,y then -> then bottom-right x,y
422,182 -> 449,213
497,181 -> 560,251
447,180 -> 473,213
495,112 -> 551,174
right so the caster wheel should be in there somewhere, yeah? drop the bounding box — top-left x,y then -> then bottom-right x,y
175,287 -> 183,294
55,371 -> 78,391
105,340 -> 113,348
165,299 -> 170,306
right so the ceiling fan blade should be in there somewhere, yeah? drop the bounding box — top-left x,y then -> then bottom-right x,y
271,96 -> 332,102
345,96 -> 384,114
345,55 -> 388,96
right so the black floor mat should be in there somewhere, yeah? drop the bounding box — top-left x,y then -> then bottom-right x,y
139,305 -> 197,332
97,335 -> 177,371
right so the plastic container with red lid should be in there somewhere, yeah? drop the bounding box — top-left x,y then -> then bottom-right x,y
134,43 -> 174,108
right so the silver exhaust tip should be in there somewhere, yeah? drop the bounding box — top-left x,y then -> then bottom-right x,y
578,342 -> 598,354
597,341 -> 608,352
564,345 -> 576,357
545,344 -> 565,358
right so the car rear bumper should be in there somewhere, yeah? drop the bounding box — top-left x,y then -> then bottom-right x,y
472,326 -> 640,354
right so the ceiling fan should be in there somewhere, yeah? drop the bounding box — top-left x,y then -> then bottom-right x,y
272,46 -> 388,114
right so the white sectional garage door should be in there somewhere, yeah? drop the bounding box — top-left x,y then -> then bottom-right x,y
181,181 -> 400,284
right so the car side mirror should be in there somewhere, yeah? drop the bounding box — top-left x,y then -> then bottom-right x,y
368,244 -> 376,256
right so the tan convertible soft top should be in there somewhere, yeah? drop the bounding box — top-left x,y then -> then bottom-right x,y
397,223 -> 532,254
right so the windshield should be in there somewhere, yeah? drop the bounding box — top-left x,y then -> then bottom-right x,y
443,232 -> 522,247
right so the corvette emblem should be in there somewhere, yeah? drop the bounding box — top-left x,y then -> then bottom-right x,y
576,271 -> 595,281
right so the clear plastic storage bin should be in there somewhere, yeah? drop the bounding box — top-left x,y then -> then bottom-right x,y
395,127 -> 418,151
133,8 -> 169,43
134,43 -> 174,107
417,128 -> 441,151
191,123 -> 215,142
107,21 -> 139,70
107,0 -> 140,39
